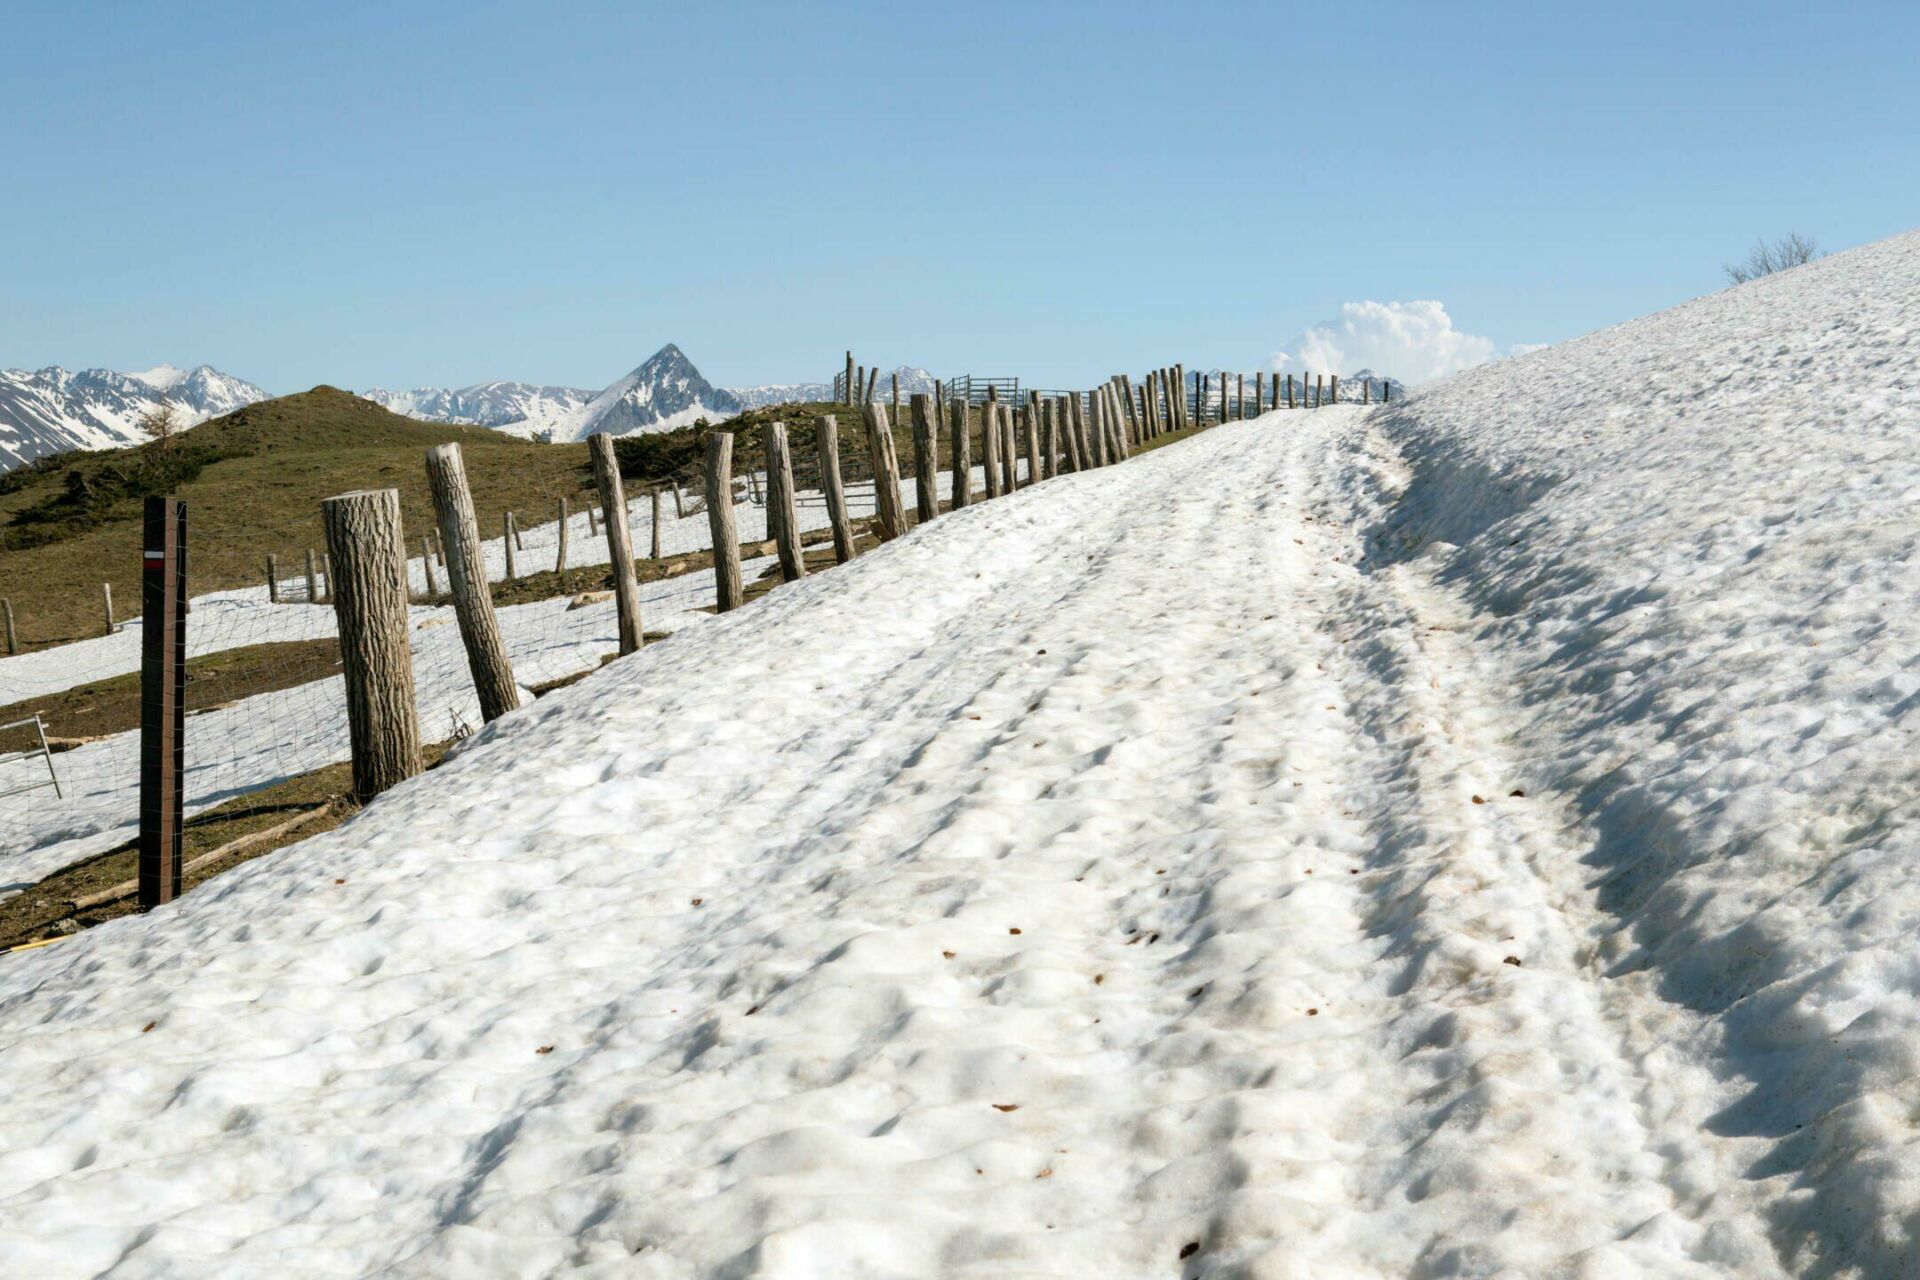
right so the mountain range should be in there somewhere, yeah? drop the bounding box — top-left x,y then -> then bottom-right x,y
359,348 -> 940,439
0,364 -> 269,472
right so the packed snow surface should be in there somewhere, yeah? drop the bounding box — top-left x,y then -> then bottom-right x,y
4,230 -> 1920,1276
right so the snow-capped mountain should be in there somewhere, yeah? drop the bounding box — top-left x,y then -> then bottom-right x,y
358,382 -> 596,437
0,363 -> 270,472
360,348 -> 940,441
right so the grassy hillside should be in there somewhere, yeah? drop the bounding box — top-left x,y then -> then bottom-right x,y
0,388 -> 597,650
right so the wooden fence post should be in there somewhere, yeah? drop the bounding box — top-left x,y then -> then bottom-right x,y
589,505 -> 599,537
322,488 -> 422,802
1363,377 -> 1372,405
672,482 -> 685,520
1000,405 -> 1017,493
765,422 -> 807,582
816,414 -> 857,563
420,536 -> 438,596
863,402 -> 907,540
102,583 -> 115,635
511,512 -> 525,551
980,400 -> 1002,498
2,598 -> 15,654
503,512 -> 517,581
910,394 -> 938,522
706,433 -> 744,611
266,554 -> 279,603
588,432 -> 646,654
555,497 -> 569,573
650,488 -> 663,559
949,397 -> 972,508
1286,374 -> 1295,409
864,367 -> 878,403
1108,386 -> 1131,459
319,553 -> 330,603
1023,400 -> 1041,484
1255,372 -> 1264,416
139,496 -> 187,907
425,442 -> 520,723
844,351 -> 855,404
1330,374 -> 1340,405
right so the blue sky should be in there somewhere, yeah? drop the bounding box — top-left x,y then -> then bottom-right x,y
5,0 -> 1917,392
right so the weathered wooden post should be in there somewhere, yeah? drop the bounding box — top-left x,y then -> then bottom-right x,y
555,496 -> 570,573
101,583 -> 115,635
863,401 -> 907,540
322,488 -> 422,803
2,598 -> 15,654
319,553 -> 330,603
419,536 -> 438,596
1384,380 -> 1392,403
891,372 -> 900,421
511,511 -> 525,552
304,548 -> 319,601
139,496 -> 187,907
816,414 -> 857,563
588,504 -> 599,537
1109,386 -> 1131,459
588,432 -> 645,653
425,442 -> 520,723
266,554 -> 279,604
1286,374 -> 1295,409
650,488 -> 664,559
765,422 -> 807,582
1363,377 -> 1372,405
672,482 -> 685,520
1255,372 -> 1265,416
1330,374 -> 1340,405
910,394 -> 938,522
1023,401 -> 1041,484
844,351 -> 855,404
949,397 -> 972,508
981,400 -> 1003,499
1071,394 -> 1093,471
502,512 -> 517,581
705,433 -> 744,610
865,367 -> 879,403
1000,406 -> 1017,492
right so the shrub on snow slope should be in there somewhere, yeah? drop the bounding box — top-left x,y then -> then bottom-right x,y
1369,228 -> 1920,1272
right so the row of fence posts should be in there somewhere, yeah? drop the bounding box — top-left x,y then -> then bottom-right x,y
118,354 -> 1367,905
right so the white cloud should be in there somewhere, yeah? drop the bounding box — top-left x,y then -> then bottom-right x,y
1271,300 -> 1533,386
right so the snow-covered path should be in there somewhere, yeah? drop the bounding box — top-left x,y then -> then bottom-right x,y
0,407 -> 1805,1277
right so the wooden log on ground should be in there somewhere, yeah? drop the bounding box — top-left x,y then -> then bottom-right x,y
588,432 -> 645,654
816,414 -> 857,563
765,422 -> 807,582
706,433 -> 744,610
863,401 -> 907,540
321,488 -> 422,801
424,442 -> 520,722
70,800 -> 342,913
949,398 -> 972,508
910,394 -> 938,522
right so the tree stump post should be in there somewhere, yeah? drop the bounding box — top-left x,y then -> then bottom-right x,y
910,394 -> 939,522
765,422 -> 807,582
589,432 -> 646,654
863,402 -> 907,540
706,433 -> 744,611
424,442 -> 520,723
322,488 -> 422,802
816,414 -> 857,563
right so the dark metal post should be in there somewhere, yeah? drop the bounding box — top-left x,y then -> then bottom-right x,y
139,497 -> 187,908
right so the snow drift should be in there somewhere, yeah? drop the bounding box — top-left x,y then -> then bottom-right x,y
2,231 -> 1920,1277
